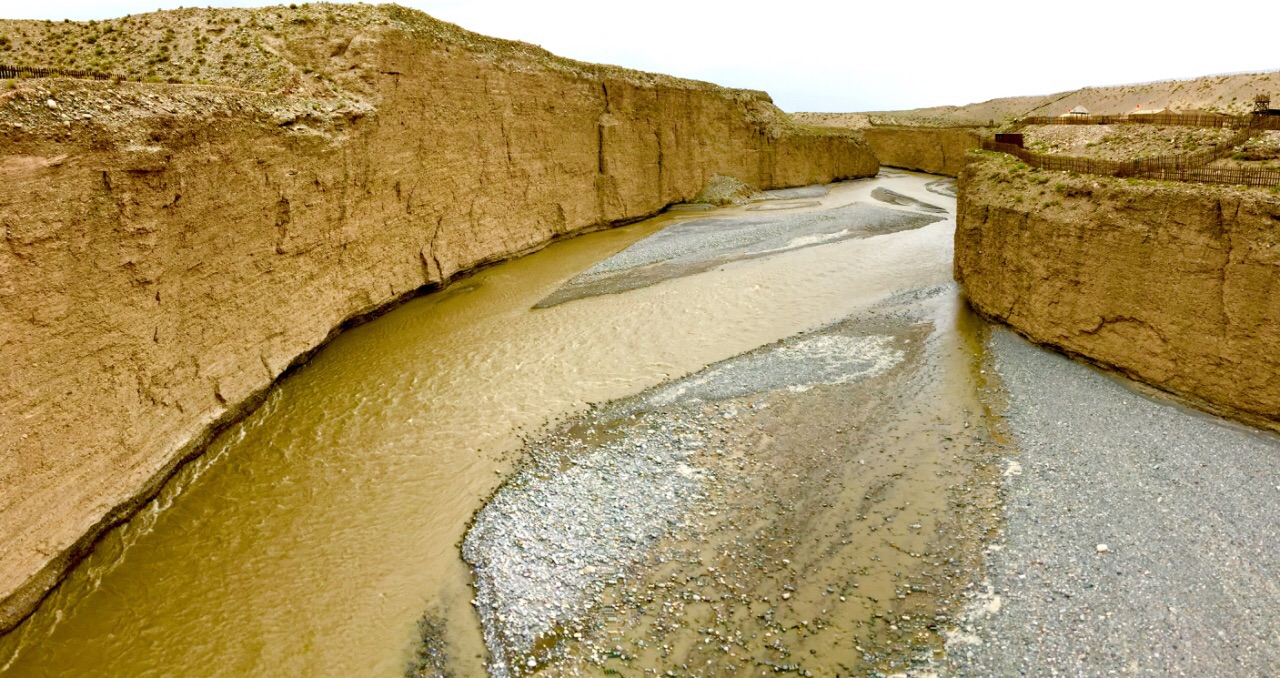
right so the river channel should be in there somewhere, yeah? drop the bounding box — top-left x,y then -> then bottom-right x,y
0,170 -> 1001,676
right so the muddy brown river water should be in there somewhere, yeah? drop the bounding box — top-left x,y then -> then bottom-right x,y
0,171 -> 995,677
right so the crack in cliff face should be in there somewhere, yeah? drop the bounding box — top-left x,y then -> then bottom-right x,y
596,122 -> 606,176
1080,315 -> 1169,345
597,82 -> 612,177
654,129 -> 665,200
420,215 -> 446,284
274,196 -> 292,255
501,115 -> 513,166
1218,198 -> 1234,338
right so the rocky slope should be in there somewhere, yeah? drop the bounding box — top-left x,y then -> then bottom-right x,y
955,152 -> 1280,430
0,4 -> 877,633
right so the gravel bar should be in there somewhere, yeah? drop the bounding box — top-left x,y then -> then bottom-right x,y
535,201 -> 940,307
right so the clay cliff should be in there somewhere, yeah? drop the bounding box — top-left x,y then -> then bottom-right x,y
859,127 -> 982,176
955,152 -> 1280,430
0,5 -> 878,632
793,116 -> 981,177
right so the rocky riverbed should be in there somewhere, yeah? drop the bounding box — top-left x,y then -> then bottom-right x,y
462,276 -> 1006,676
455,165 -> 1280,677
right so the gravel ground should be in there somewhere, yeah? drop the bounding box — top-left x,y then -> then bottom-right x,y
925,178 -> 958,198
459,289 -> 1003,677
460,319 -> 923,676
947,328 -> 1280,676
641,333 -> 904,408
871,188 -> 948,214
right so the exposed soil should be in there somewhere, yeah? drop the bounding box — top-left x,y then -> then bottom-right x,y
1209,129 -> 1280,169
1019,124 -> 1239,160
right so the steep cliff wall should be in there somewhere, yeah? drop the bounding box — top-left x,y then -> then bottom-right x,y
956,152 -> 1280,429
0,8 -> 878,632
861,126 -> 982,176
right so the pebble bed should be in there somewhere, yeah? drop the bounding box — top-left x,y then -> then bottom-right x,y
462,417 -> 712,677
461,315 -> 947,676
644,334 -> 903,407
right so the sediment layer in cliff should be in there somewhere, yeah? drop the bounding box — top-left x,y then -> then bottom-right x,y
955,152 -> 1280,430
0,4 -> 878,632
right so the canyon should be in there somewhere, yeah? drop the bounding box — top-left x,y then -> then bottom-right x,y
5,4 -> 1280,675
0,5 -> 877,633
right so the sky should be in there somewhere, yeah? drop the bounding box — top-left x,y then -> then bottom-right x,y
5,0 -> 1277,112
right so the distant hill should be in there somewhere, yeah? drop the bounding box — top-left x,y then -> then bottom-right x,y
797,69 -> 1280,128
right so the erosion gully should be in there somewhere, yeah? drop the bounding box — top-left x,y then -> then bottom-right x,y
0,170 -> 1006,676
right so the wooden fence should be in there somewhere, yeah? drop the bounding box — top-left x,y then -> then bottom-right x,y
1019,112 -> 1236,128
981,130 -> 1280,186
1018,112 -> 1280,130
1141,166 -> 1280,186
1247,116 -> 1280,131
0,64 -> 113,81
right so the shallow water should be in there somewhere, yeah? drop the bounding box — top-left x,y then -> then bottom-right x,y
463,286 -> 1003,675
1,171 -> 960,677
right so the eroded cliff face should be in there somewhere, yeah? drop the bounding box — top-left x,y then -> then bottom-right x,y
956,154 -> 1280,429
0,15 -> 877,631
861,127 -> 982,176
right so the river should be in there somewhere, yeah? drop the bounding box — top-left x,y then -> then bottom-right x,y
1,170 -> 991,676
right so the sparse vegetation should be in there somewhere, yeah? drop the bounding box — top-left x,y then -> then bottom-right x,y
1020,124 -> 1238,161
0,3 -> 567,96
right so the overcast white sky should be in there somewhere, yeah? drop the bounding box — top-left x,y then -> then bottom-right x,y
6,0 -> 1277,112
